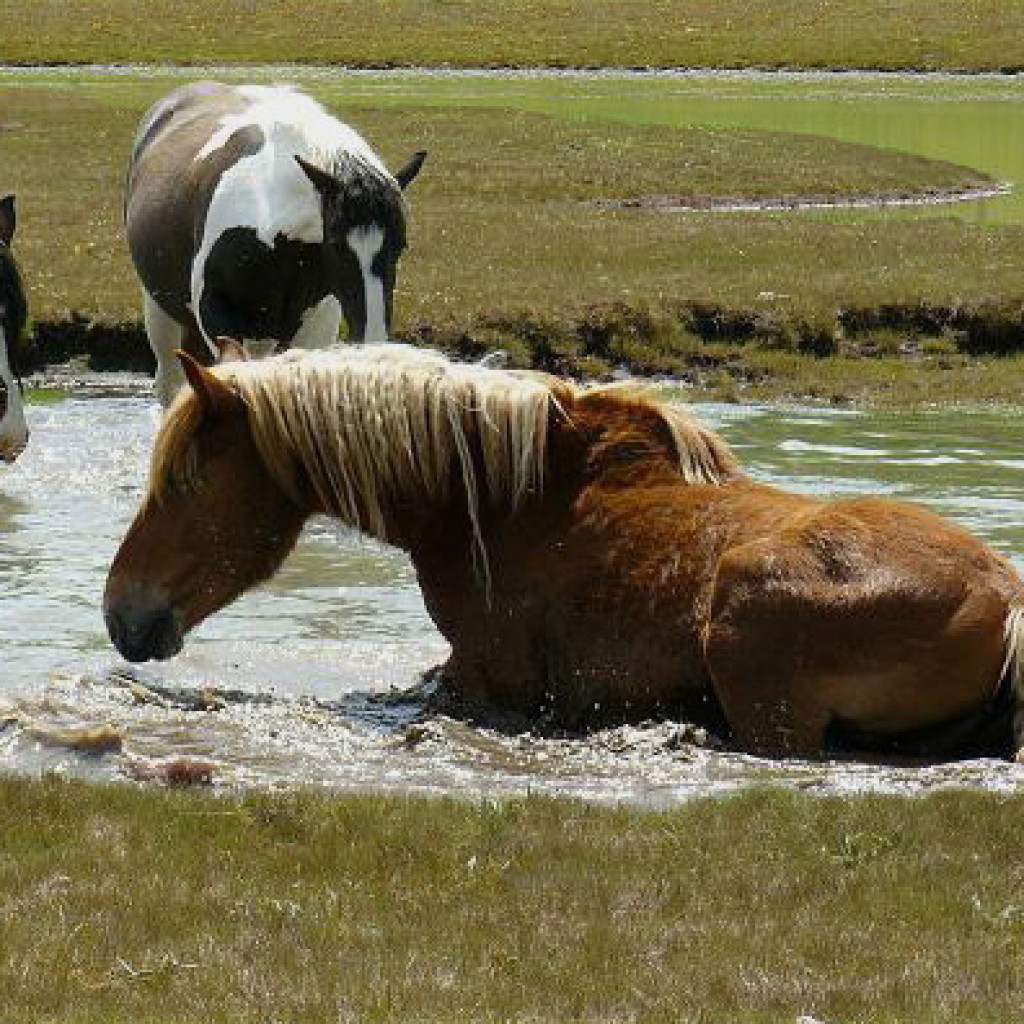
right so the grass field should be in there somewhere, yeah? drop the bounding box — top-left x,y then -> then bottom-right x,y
2,0 -> 1023,70
5,76 -> 1024,406
2,775 -> 1023,1023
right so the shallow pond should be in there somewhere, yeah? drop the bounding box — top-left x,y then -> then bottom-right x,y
3,382 -> 1024,803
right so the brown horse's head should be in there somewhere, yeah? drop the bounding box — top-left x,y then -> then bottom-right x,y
103,353 -> 307,662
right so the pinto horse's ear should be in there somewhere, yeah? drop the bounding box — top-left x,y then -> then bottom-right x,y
394,150 -> 427,190
176,350 -> 242,419
294,154 -> 338,197
0,195 -> 15,246
213,336 -> 249,364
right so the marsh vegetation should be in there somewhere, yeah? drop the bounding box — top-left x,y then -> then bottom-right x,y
1,0 -> 1022,70
5,73 -> 1024,405
3,777 -> 1023,1023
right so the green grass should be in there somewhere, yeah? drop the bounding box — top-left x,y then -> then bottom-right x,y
2,775 -> 1023,1023
6,78 -> 1024,405
1,0 -> 1023,70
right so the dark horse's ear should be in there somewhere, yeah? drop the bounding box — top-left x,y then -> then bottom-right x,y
0,195 -> 15,246
294,155 -> 338,197
176,350 -> 243,419
394,150 -> 427,190
213,336 -> 249,364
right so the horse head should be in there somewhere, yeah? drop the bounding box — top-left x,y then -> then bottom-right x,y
294,149 -> 426,343
0,194 -> 29,463
103,351 -> 307,662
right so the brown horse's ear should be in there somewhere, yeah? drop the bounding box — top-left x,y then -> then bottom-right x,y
0,195 -> 15,246
175,350 -> 242,419
394,150 -> 426,190
214,336 -> 249,363
294,154 -> 337,197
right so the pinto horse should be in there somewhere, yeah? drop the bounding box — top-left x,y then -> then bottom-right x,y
0,194 -> 28,462
125,82 -> 426,406
103,344 -> 1024,759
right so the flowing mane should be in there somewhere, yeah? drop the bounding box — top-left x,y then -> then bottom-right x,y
150,345 -> 739,547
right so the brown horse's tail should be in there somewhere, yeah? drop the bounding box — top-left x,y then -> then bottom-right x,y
1001,606 -> 1024,759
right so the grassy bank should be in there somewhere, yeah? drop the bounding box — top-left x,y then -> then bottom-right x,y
6,78 -> 1024,406
2,775 -> 1022,1023
1,0 -> 1022,70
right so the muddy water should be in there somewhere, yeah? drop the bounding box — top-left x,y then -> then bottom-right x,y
3,382 -> 1024,803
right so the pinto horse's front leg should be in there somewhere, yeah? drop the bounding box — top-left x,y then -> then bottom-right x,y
144,292 -> 211,408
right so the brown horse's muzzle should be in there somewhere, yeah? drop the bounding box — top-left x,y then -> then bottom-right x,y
103,582 -> 184,662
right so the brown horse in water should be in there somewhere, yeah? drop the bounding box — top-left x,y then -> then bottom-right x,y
104,344 -> 1024,759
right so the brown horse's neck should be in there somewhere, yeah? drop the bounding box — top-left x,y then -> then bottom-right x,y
405,388 -> 737,569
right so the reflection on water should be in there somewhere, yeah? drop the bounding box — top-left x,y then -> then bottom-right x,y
2,385 -> 1024,802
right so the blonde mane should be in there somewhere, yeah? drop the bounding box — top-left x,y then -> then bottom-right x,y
149,345 -> 739,564
583,381 -> 741,485
212,346 -> 556,554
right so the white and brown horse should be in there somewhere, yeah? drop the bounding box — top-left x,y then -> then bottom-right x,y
104,344 -> 1024,759
0,194 -> 28,462
126,82 -> 426,406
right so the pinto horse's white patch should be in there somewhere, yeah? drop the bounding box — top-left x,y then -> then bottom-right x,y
292,293 -> 343,349
0,322 -> 27,462
347,226 -> 387,342
197,86 -> 390,182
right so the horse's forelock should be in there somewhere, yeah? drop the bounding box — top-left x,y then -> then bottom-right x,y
147,393 -> 204,503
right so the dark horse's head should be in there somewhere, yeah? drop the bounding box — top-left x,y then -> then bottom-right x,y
0,194 -> 28,463
294,148 -> 426,343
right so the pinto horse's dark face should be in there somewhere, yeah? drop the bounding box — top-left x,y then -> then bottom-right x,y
0,194 -> 29,463
295,149 -> 425,343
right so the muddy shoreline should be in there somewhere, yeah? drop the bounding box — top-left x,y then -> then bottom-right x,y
22,288 -> 1024,387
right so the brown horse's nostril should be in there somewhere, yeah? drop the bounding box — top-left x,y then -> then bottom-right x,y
104,602 -> 183,662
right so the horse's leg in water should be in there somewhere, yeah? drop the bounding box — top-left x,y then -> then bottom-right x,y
703,587 -> 833,757
144,292 -> 209,407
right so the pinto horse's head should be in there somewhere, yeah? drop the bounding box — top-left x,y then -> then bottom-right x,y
294,149 -> 426,343
0,194 -> 29,463
103,352 -> 307,662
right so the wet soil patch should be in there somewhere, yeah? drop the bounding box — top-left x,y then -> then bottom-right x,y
24,315 -> 154,375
